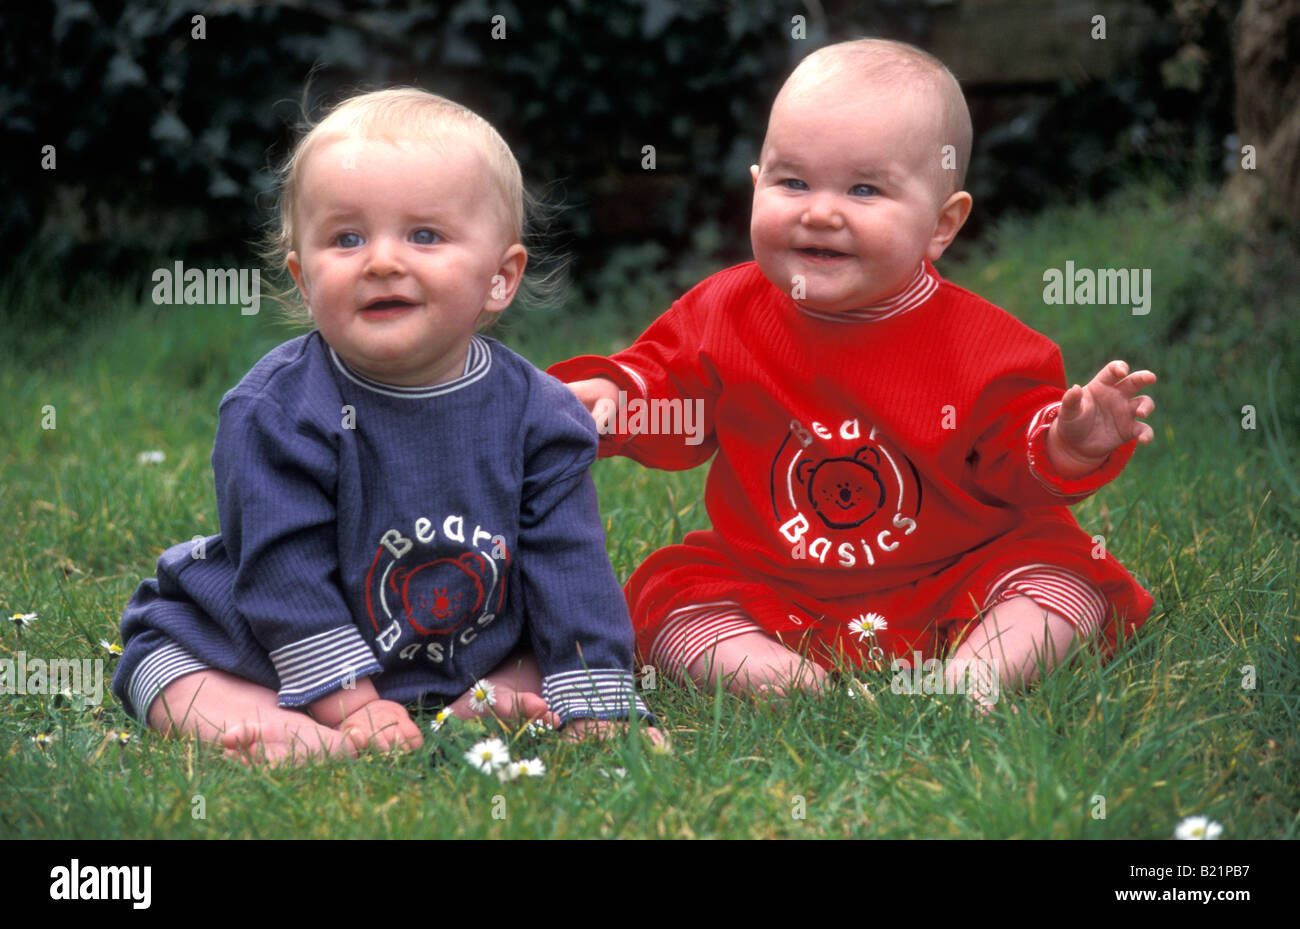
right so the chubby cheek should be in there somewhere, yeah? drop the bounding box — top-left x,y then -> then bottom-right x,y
749,210 -> 786,267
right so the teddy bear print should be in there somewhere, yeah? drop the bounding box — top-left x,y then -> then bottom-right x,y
389,551 -> 492,636
796,446 -> 888,530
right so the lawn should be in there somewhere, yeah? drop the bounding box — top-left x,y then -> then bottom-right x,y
1,179 -> 1296,839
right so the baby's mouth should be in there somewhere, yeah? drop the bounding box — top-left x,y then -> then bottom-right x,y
362,298 -> 417,312
798,247 -> 849,258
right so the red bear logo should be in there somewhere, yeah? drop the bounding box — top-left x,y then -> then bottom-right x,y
389,552 -> 491,635
796,446 -> 887,530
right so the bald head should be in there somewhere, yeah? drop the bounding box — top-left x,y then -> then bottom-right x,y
770,39 -> 972,195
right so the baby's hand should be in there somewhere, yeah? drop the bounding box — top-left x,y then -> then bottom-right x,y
564,717 -> 666,748
338,699 -> 424,754
1047,360 -> 1156,478
565,377 -> 621,433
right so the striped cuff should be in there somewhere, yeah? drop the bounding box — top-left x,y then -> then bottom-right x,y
615,362 -> 648,400
985,564 -> 1107,641
648,600 -> 765,681
1026,402 -> 1135,500
268,626 -> 384,707
127,642 -> 210,722
542,669 -> 654,725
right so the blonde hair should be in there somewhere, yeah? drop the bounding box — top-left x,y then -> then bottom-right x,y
263,87 -> 526,322
777,38 -> 973,194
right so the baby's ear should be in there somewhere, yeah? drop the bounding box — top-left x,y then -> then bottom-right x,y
926,191 -> 972,262
287,250 -> 308,300
485,243 -> 528,313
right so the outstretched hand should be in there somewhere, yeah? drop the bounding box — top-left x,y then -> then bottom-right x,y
1047,360 -> 1156,478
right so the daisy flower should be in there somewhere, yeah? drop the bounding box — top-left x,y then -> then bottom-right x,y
99,639 -> 123,656
524,718 -> 554,738
429,707 -> 455,732
510,758 -> 546,778
137,450 -> 165,464
106,729 -> 133,746
464,738 -> 510,775
467,679 -> 497,713
32,733 -> 58,747
1174,815 -> 1223,840
847,612 -> 887,642
10,612 -> 37,629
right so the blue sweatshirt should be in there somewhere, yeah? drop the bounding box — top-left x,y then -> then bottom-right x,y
114,332 -> 650,724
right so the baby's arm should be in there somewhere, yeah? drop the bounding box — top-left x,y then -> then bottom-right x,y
964,348 -> 1155,506
548,288 -> 717,469
1046,360 -> 1156,478
212,392 -> 389,722
518,376 -> 661,742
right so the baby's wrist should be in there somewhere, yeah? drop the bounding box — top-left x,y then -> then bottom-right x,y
1045,421 -> 1109,478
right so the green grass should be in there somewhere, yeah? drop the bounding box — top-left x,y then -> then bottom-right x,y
2,181 -> 1297,839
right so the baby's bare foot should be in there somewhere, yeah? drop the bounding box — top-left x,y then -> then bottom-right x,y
221,710 -> 359,767
447,679 -> 560,729
564,717 -> 667,747
148,669 -> 356,766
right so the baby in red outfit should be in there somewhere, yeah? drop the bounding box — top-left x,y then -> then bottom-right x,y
551,38 -> 1157,707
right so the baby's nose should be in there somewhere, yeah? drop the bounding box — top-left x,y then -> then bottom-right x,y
801,195 -> 844,229
365,237 -> 405,274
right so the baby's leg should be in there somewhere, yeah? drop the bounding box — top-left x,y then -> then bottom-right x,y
148,669 -> 358,766
445,647 -> 556,725
645,601 -> 827,698
688,630 -> 829,698
945,595 -> 1077,709
687,631 -> 828,698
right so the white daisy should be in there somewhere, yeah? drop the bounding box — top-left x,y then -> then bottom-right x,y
1174,815 -> 1224,840
10,612 -> 37,629
511,758 -> 546,778
467,679 -> 497,713
847,612 -> 887,642
464,738 -> 510,775
525,718 -> 554,738
429,708 -> 455,732
32,732 -> 57,747
137,450 -> 165,464
99,638 -> 123,656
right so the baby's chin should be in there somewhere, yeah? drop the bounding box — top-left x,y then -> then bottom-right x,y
755,262 -> 898,314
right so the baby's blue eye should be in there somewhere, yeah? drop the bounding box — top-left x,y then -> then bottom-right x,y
335,232 -> 363,249
781,178 -> 809,191
849,184 -> 878,197
411,228 -> 440,245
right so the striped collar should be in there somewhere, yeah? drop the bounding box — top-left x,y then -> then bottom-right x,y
328,334 -> 492,399
795,262 -> 940,323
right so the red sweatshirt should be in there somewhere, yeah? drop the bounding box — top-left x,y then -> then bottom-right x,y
550,261 -> 1153,655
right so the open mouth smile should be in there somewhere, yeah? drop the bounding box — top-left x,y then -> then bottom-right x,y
361,297 -> 419,313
